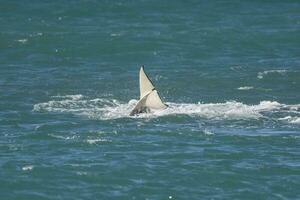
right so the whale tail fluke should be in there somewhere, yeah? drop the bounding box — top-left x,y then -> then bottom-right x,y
130,66 -> 167,116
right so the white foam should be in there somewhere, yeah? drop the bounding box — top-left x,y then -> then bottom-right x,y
279,116 -> 300,124
86,139 -> 109,144
154,100 -> 284,120
17,39 -> 28,44
76,171 -> 88,176
51,94 -> 83,100
257,70 -> 287,79
110,33 -> 121,37
33,95 -> 300,122
29,32 -> 43,37
22,165 -> 34,171
48,134 -> 77,140
203,129 -> 214,135
237,86 -> 254,90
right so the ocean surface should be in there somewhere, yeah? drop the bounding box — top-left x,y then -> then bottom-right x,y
1,1 -> 300,199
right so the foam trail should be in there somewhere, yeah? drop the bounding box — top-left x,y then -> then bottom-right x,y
155,101 -> 281,120
33,95 -> 300,122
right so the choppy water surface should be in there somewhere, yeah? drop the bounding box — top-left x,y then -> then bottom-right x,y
1,1 -> 300,199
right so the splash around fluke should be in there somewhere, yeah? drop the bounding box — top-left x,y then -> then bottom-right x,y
130,66 -> 168,116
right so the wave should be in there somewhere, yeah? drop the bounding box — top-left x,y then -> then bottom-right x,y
237,86 -> 254,90
257,70 -> 287,79
16,39 -> 28,44
22,165 -> 34,171
203,129 -> 214,135
33,95 -> 300,123
48,134 -> 78,140
279,116 -> 300,124
86,138 -> 110,144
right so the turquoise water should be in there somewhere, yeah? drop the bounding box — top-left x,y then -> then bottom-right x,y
1,1 -> 300,199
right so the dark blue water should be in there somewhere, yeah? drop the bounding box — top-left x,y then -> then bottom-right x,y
1,1 -> 300,199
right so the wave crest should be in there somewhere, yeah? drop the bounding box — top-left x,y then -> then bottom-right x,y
257,70 -> 287,79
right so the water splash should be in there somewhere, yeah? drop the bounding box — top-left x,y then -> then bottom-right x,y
33,95 -> 300,123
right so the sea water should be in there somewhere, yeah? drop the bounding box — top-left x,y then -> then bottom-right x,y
1,1 -> 300,199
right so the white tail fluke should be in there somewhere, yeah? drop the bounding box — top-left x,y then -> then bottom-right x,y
130,66 -> 167,116
139,66 -> 155,99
